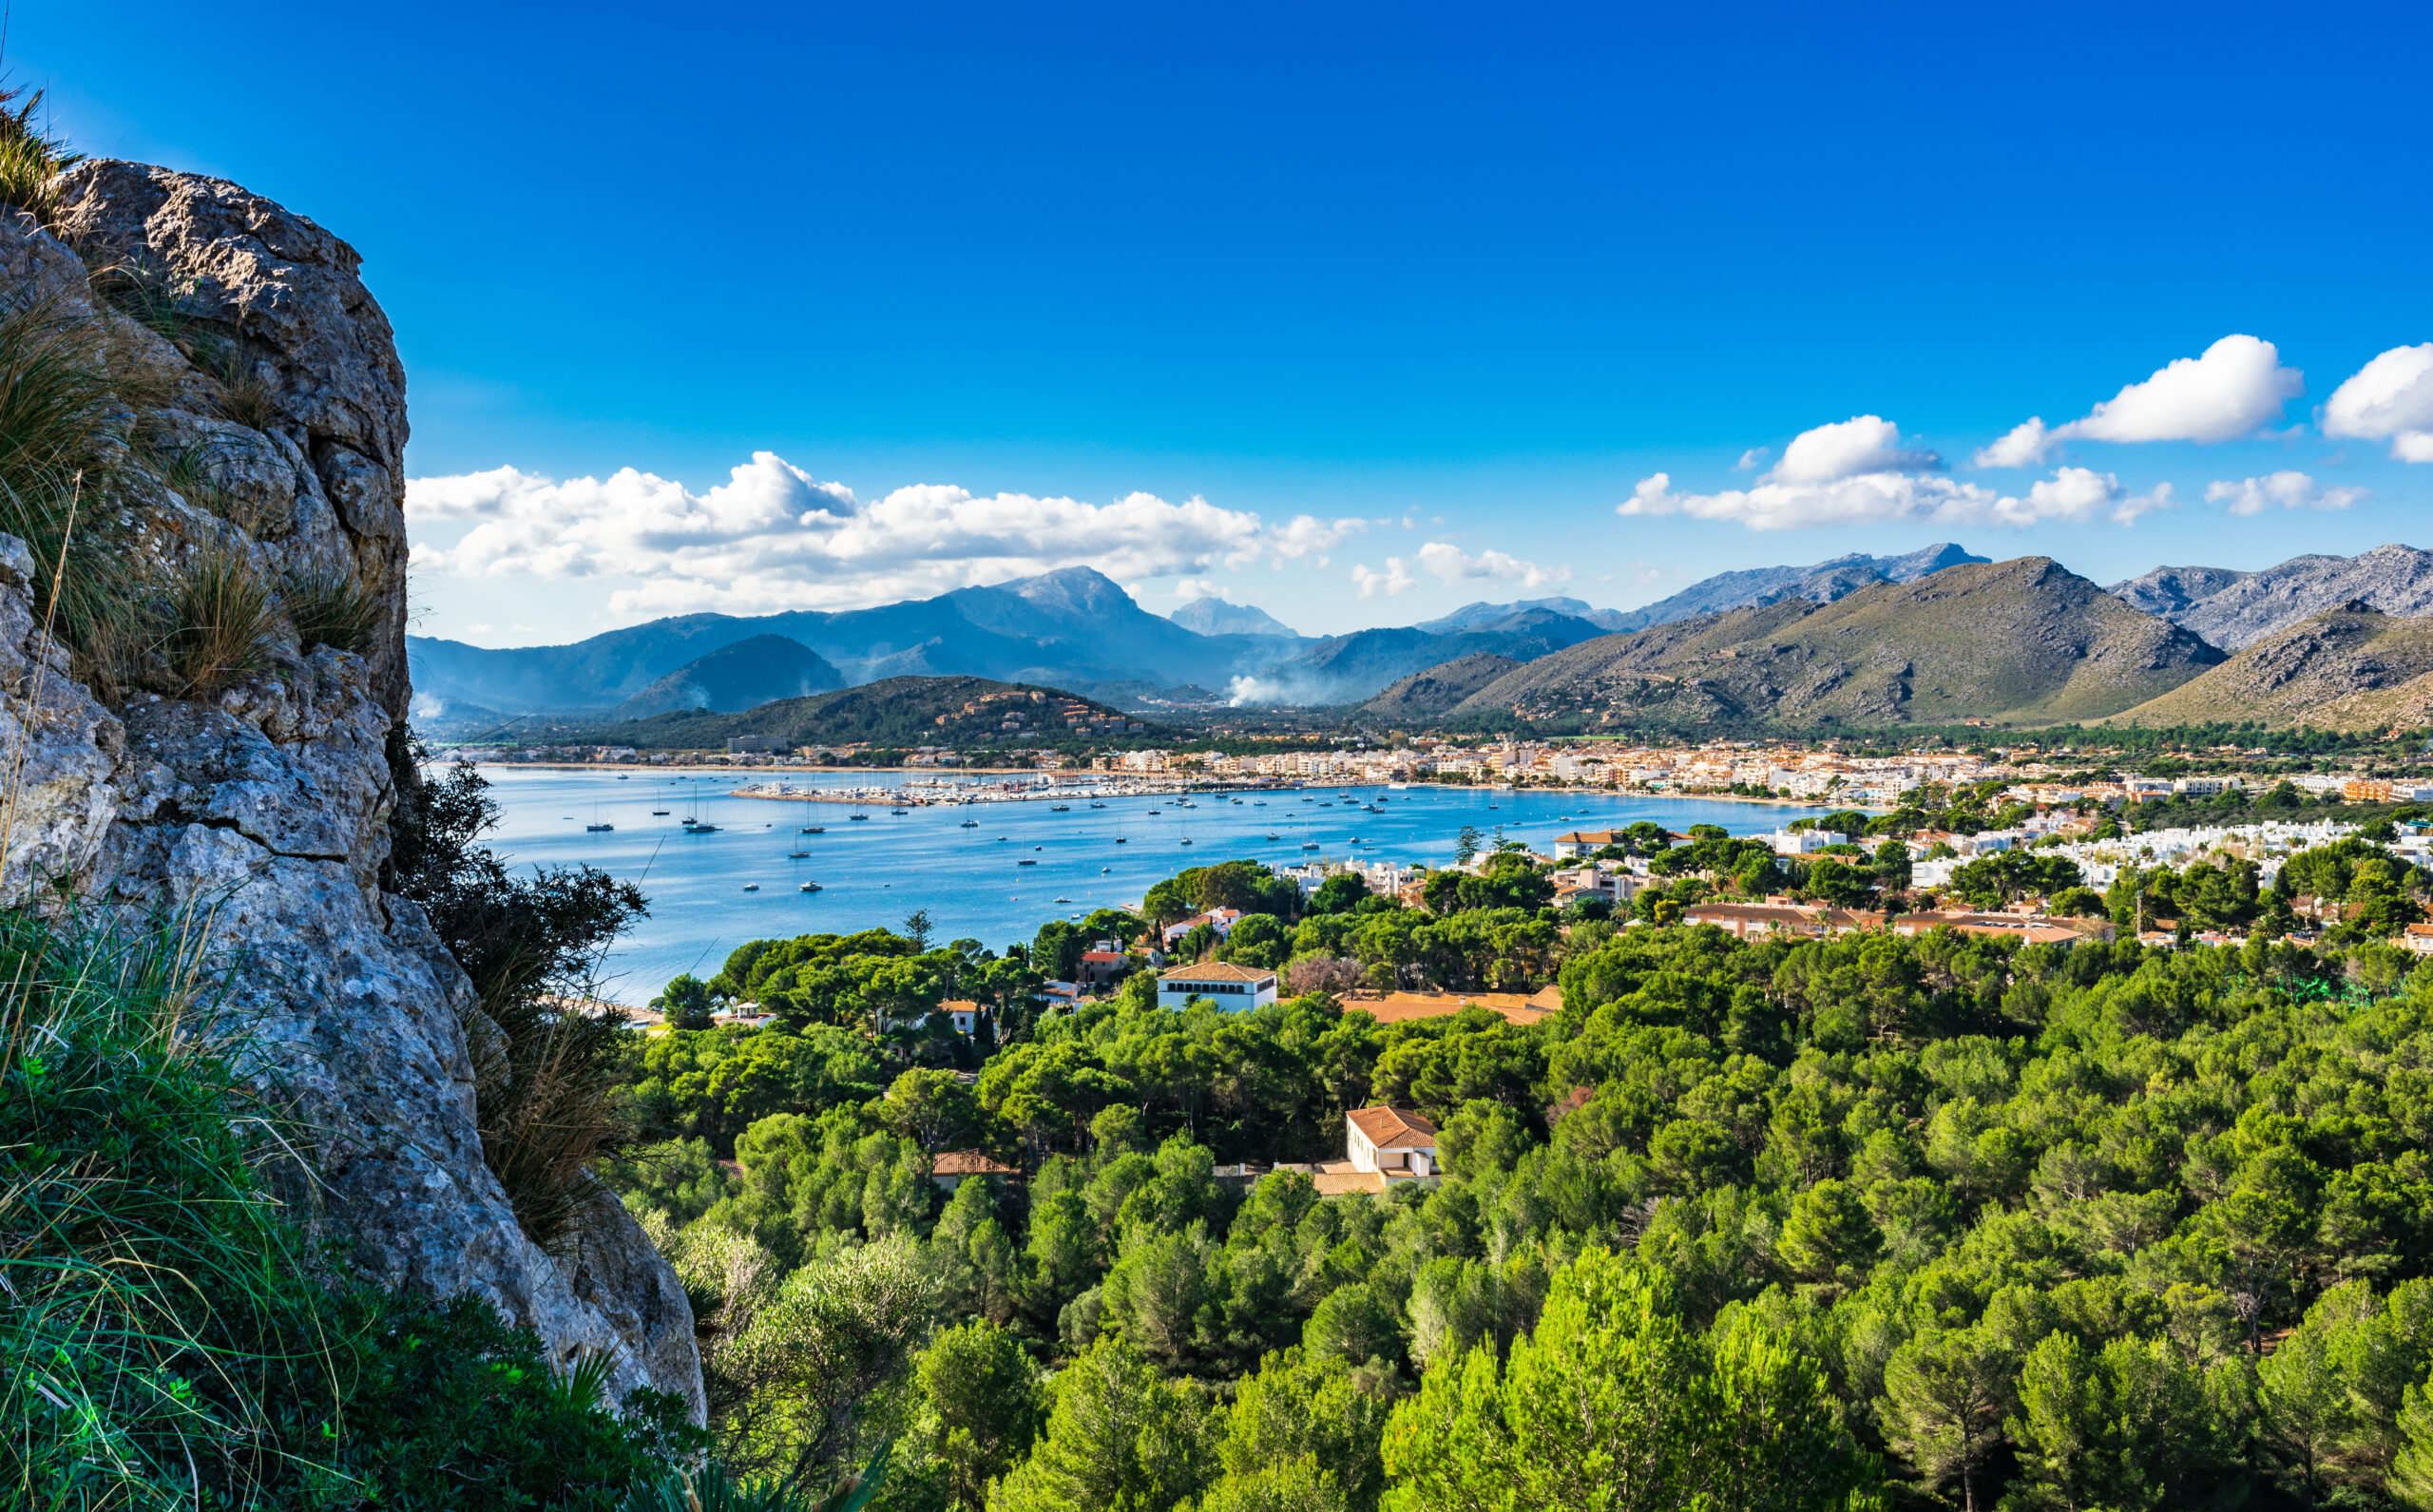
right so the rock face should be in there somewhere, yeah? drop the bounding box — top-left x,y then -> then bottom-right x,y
2107,545 -> 2433,651
0,164 -> 700,1417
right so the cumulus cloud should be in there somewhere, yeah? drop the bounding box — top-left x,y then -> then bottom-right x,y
1971,418 -> 2054,469
1734,448 -> 1771,471
405,452 -> 1306,615
1414,541 -> 1568,588
1621,464 -> 2168,531
2202,470 -> 2368,517
1351,558 -> 1416,598
2324,343 -> 2433,461
1768,415 -> 1940,484
1174,578 -> 1219,601
2051,335 -> 2303,445
1264,514 -> 1368,562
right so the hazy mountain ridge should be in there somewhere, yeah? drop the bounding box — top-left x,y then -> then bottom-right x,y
610,635 -> 847,718
1168,597 -> 1300,637
2106,544 -> 2433,650
1600,543 -> 1990,633
1437,557 -> 2222,729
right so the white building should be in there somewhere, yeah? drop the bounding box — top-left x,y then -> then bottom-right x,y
1156,962 -> 1279,1012
1346,1106 -> 1440,1181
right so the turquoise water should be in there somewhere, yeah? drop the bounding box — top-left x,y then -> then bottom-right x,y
469,766 -> 1831,1005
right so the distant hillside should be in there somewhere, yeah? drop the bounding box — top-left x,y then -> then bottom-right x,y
1603,543 -> 1988,633
1359,653 -> 1523,718
610,635 -> 845,718
2103,603 -> 2433,729
408,567 -> 1292,713
1417,597 -> 1636,634
1261,610 -> 1608,704
1438,557 -> 2221,729
577,676 -> 1155,751
1169,596 -> 1300,637
2107,543 -> 2433,649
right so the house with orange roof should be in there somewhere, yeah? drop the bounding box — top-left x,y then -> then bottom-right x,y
1156,960 -> 1279,1011
1346,1105 -> 1441,1183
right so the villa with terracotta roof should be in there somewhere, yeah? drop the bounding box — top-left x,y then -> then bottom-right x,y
1341,986 -> 1561,1027
1347,1105 -> 1440,1181
1156,961 -> 1279,1011
1682,901 -> 1884,938
929,1150 -> 1020,1189
1889,910 -> 2115,946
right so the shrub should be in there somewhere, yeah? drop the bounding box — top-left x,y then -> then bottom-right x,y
0,905 -> 702,1506
159,545 -> 278,693
388,748 -> 651,1247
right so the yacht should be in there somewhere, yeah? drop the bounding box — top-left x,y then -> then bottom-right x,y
584,822 -> 614,833
787,850 -> 810,858
891,809 -> 909,816
1300,841 -> 1319,851
1018,859 -> 1038,867
1090,801 -> 1105,809
1178,837 -> 1194,846
801,825 -> 825,834
799,880 -> 821,892
652,810 -> 669,815
960,818 -> 980,828
742,882 -> 759,891
849,813 -> 871,822
1116,837 -> 1128,845
1051,804 -> 1071,812
1054,896 -> 1072,903
1265,833 -> 1280,840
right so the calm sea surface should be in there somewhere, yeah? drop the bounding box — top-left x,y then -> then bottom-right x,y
468,766 -> 1834,1005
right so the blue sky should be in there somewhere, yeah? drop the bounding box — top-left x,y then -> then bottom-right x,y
26,1 -> 2433,643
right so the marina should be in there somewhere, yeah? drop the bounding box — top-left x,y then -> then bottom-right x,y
469,765 -> 1830,1005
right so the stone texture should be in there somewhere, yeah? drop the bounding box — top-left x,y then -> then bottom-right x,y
53,160 -> 413,716
0,169 -> 703,1419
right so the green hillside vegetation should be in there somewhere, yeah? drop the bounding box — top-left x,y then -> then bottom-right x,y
601,816 -> 2433,1511
2106,602 -> 2433,730
571,676 -> 1159,752
1357,652 -> 1523,718
1435,557 -> 2225,731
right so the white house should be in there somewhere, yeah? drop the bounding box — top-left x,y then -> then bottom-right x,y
1156,961 -> 1279,1011
1346,1105 -> 1441,1182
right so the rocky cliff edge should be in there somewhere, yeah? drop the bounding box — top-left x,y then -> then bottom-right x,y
0,161 -> 700,1416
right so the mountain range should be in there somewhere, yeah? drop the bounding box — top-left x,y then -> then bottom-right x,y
2105,544 -> 2433,650
1408,558 -> 2224,730
409,542 -> 2433,731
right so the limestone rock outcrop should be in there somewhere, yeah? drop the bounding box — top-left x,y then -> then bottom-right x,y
0,164 -> 700,1417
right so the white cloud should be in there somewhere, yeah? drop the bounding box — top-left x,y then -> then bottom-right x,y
2202,470 -> 2368,517
1414,540 -> 1568,588
1351,558 -> 1416,598
1174,578 -> 1218,601
1971,418 -> 2054,469
405,452 -> 1297,615
1768,415 -> 1940,484
2324,343 -> 2433,461
1264,514 -> 1367,563
1734,448 -> 1771,471
1621,464 -> 2167,531
2046,335 -> 2304,445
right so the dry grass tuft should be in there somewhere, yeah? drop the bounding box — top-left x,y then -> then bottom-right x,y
0,86 -> 80,229
281,565 -> 383,656
160,546 -> 278,694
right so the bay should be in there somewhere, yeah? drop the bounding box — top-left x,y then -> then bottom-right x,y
467,765 -> 1836,1005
